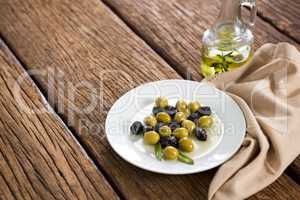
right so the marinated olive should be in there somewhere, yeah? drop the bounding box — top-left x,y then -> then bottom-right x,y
159,136 -> 178,148
187,112 -> 200,122
130,121 -> 144,135
144,131 -> 160,145
198,116 -> 213,128
174,112 -> 186,123
194,127 -> 207,141
165,106 -> 177,117
156,112 -> 171,123
188,101 -> 201,113
155,97 -> 168,108
176,100 -> 188,112
182,108 -> 191,117
152,106 -> 165,116
163,146 -> 179,160
173,127 -> 189,139
144,115 -> 157,127
197,106 -> 212,116
179,138 -> 194,152
154,122 -> 165,132
168,121 -> 180,131
181,120 -> 196,133
159,126 -> 172,137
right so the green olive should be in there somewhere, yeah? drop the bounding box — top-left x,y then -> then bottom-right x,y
159,126 -> 172,137
176,100 -> 188,112
163,146 -> 179,160
173,127 -> 189,139
174,112 -> 186,123
181,120 -> 196,133
144,131 -> 160,145
198,116 -> 213,128
179,138 -> 194,152
155,97 -> 168,108
182,108 -> 191,117
188,101 -> 201,113
156,112 -> 171,123
144,115 -> 157,127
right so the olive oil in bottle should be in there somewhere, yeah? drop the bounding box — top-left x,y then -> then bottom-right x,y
201,0 -> 257,77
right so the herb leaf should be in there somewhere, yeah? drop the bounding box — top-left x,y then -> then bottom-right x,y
155,143 -> 163,161
223,51 -> 233,57
178,151 -> 194,165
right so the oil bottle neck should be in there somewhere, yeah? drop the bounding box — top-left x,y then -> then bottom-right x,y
217,0 -> 241,22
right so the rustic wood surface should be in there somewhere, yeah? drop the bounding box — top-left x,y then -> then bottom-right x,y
257,0 -> 300,43
102,0 -> 299,80
0,0 -> 299,199
0,40 -> 118,200
248,174 -> 300,200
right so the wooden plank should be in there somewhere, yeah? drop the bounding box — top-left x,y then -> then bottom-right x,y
0,0 -> 299,199
257,0 -> 300,43
102,0 -> 299,80
0,40 -> 118,199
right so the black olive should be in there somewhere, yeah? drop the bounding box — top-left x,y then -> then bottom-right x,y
152,107 -> 165,116
130,121 -> 144,135
194,127 -> 207,141
169,136 -> 179,148
168,121 -> 180,131
154,122 -> 165,132
143,126 -> 153,133
159,136 -> 179,148
165,106 -> 177,117
187,112 -> 200,122
159,137 -> 170,148
197,106 -> 212,116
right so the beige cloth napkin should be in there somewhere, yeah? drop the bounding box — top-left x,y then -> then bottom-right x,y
206,43 -> 300,200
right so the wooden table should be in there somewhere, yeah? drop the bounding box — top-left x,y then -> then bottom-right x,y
0,0 -> 299,199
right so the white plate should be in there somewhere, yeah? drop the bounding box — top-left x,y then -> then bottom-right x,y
105,80 -> 246,174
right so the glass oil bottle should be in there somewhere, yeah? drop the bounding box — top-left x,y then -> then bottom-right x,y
201,0 -> 257,77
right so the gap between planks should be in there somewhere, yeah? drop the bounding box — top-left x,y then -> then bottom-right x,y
255,10 -> 300,44
0,34 -> 126,200
99,0 -> 193,80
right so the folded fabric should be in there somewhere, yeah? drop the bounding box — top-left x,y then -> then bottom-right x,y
206,43 -> 300,200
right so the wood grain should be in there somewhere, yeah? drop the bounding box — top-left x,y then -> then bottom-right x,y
0,40 -> 118,200
248,174 -> 300,200
257,0 -> 300,43
0,0 -> 299,199
102,0 -> 299,80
